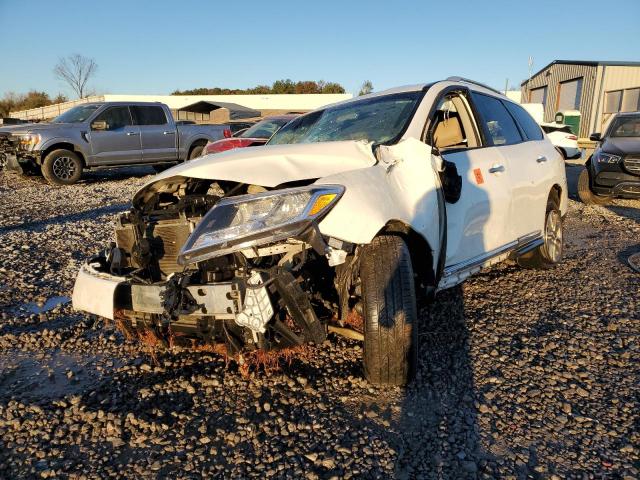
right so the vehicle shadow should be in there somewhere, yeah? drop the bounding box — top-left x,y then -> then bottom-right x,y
78,166 -> 155,185
393,286 -> 484,478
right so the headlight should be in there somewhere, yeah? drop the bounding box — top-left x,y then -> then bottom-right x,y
595,152 -> 621,164
17,134 -> 41,150
178,185 -> 344,265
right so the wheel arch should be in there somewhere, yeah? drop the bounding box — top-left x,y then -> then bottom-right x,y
40,142 -> 86,167
376,220 -> 436,289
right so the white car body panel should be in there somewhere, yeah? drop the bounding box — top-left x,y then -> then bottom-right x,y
316,138 -> 442,271
546,130 -> 580,158
132,140 -> 378,208
440,146 -> 513,266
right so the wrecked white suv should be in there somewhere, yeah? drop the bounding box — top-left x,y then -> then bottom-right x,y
73,78 -> 568,385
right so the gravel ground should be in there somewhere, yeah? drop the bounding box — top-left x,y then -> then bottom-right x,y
0,165 -> 638,479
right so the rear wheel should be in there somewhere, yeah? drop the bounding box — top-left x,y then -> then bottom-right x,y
189,144 -> 205,160
577,168 -> 611,205
360,235 -> 418,386
518,196 -> 563,269
42,149 -> 83,185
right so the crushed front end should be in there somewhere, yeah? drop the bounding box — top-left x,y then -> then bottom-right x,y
73,176 -> 354,355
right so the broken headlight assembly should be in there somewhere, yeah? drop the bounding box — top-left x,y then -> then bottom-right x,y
16,134 -> 41,151
178,185 -> 344,265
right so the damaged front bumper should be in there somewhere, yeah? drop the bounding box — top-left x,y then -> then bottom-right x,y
72,255 -> 326,350
72,261 -> 243,321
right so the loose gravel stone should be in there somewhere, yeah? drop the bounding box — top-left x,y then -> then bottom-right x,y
0,165 -> 639,478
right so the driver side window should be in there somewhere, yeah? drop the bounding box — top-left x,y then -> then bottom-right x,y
427,92 -> 481,151
93,107 -> 132,130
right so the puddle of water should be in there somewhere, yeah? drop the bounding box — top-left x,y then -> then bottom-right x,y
11,295 -> 70,314
0,351 -> 124,401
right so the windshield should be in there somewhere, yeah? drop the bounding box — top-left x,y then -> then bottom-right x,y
240,117 -> 291,139
52,105 -> 101,123
268,91 -> 424,145
608,115 -> 640,138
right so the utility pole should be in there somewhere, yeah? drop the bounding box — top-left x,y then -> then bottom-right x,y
504,78 -> 509,95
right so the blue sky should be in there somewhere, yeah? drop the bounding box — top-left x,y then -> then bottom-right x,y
1,0 -> 639,98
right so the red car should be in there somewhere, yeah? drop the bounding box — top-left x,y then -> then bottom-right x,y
203,115 -> 298,155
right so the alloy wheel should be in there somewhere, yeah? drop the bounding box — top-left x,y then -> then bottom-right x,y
52,156 -> 76,180
543,210 -> 563,262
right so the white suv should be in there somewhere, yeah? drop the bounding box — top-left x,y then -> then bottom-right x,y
73,77 -> 568,385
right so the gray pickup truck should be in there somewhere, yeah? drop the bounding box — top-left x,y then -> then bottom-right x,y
4,102 -> 230,185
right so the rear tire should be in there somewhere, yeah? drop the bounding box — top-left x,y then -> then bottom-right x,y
189,144 -> 205,160
360,235 -> 418,386
518,196 -> 563,269
578,168 -> 610,205
42,149 -> 83,185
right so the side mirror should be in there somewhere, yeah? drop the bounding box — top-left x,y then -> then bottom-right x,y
589,132 -> 601,142
91,120 -> 107,131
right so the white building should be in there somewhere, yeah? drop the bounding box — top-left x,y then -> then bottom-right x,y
10,93 -> 353,122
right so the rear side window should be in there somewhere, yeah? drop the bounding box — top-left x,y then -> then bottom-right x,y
471,93 -> 523,146
131,106 -> 167,125
93,106 -> 132,130
503,101 -> 543,140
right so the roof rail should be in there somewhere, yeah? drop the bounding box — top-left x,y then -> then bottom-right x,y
446,76 -> 503,95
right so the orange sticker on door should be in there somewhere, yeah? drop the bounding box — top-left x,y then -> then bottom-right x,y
473,168 -> 484,185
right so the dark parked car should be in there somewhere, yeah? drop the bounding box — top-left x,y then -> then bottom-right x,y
224,121 -> 257,135
204,115 -> 298,155
578,111 -> 640,205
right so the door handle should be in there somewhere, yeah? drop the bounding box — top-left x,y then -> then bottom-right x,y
126,132 -> 140,136
536,155 -> 547,163
488,164 -> 505,174
163,131 -> 175,135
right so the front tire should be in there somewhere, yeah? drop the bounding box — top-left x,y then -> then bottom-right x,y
360,235 -> 418,386
578,168 -> 610,205
518,196 -> 563,269
42,149 -> 83,185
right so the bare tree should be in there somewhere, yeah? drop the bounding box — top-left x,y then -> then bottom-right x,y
53,54 -> 97,98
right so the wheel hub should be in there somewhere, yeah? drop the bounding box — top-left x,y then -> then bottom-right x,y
52,156 -> 76,180
544,210 -> 562,262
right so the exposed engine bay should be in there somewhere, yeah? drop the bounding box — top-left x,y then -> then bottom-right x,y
88,177 -> 361,356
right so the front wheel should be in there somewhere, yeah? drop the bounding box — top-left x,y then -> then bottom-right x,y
577,168 -> 611,205
360,235 -> 418,386
518,197 -> 563,269
42,149 -> 83,185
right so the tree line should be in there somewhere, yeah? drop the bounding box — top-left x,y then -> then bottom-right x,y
172,79 -> 346,95
0,91 -> 69,117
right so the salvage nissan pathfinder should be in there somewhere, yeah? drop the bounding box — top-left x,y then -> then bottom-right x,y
73,78 -> 568,385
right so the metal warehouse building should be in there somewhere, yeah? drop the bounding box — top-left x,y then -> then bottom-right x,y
9,93 -> 353,123
521,60 -> 640,138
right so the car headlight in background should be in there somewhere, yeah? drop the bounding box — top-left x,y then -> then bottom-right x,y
595,152 -> 621,164
178,185 -> 344,265
16,134 -> 41,150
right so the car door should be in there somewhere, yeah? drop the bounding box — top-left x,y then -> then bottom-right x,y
500,100 -> 558,240
87,106 -> 141,165
130,106 -> 177,162
428,89 -> 514,268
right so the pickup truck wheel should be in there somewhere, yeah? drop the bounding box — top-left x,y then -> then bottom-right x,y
517,197 -> 563,269
577,168 -> 611,205
360,235 -> 418,386
189,144 -> 205,160
42,149 -> 82,185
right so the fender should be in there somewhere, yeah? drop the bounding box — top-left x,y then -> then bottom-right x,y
38,137 -> 86,164
316,138 -> 445,275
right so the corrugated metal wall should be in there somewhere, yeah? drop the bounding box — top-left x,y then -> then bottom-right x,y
521,63 -> 598,137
